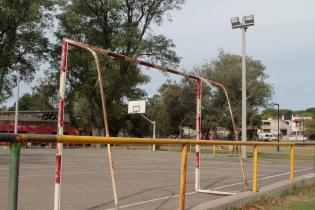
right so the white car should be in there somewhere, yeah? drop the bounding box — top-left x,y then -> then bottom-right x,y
258,133 -> 277,142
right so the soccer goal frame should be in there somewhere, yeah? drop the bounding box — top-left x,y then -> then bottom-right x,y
56,38 -> 247,210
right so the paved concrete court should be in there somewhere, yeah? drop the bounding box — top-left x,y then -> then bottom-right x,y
0,147 -> 313,210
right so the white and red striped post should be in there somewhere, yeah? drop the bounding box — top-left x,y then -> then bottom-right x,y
195,79 -> 202,191
54,39 -> 68,210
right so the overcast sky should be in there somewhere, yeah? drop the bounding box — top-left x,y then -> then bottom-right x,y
6,0 -> 315,110
142,0 -> 315,110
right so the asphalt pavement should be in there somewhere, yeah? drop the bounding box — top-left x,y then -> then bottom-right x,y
0,147 -> 313,210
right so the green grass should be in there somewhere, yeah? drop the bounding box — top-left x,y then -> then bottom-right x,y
268,192 -> 315,210
245,183 -> 315,210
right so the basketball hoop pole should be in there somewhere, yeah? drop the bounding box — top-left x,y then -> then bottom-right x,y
140,114 -> 156,151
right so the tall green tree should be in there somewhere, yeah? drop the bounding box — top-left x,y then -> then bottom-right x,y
9,93 -> 36,111
261,108 -> 294,120
50,0 -> 184,135
195,50 -> 273,133
8,80 -> 57,111
0,0 -> 54,104
145,78 -> 211,137
305,119 -> 315,140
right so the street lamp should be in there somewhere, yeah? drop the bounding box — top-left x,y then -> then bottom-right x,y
230,14 -> 254,159
273,103 -> 280,152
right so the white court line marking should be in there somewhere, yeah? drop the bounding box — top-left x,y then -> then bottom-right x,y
214,167 -> 313,190
0,169 -> 241,180
5,165 -> 279,180
105,191 -> 197,210
104,167 -> 313,210
0,163 -> 291,173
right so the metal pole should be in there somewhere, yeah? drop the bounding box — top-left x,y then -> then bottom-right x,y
8,69 -> 21,210
252,145 -> 258,192
195,79 -> 201,190
55,40 -> 68,210
140,114 -> 156,151
8,142 -> 21,210
290,145 -> 294,181
62,39 -> 120,209
241,27 -> 247,159
14,69 -> 20,134
153,121 -> 156,151
179,144 -> 188,210
275,103 -> 280,152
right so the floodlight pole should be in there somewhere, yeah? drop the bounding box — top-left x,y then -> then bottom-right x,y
241,26 -> 247,159
231,15 -> 254,159
140,114 -> 156,151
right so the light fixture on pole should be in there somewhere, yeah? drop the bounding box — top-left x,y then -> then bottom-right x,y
273,103 -> 280,152
230,14 -> 254,159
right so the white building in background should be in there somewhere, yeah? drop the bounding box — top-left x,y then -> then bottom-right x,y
290,115 -> 312,140
261,116 -> 291,137
260,115 -> 312,141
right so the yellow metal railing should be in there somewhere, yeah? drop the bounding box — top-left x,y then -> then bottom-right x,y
252,145 -> 259,192
2,134 -> 296,210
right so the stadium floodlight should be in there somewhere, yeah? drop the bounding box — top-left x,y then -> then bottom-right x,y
230,14 -> 255,159
231,14 -> 254,29
230,17 -> 242,29
243,15 -> 254,27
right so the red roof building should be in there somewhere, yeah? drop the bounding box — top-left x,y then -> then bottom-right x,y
0,111 -> 78,135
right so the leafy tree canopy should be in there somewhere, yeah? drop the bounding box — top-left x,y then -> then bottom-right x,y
48,0 -> 184,135
8,80 -> 57,111
261,108 -> 293,120
0,0 -> 54,104
145,78 -> 211,137
305,119 -> 315,140
194,50 -> 273,132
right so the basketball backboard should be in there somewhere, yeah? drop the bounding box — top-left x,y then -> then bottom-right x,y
128,100 -> 146,114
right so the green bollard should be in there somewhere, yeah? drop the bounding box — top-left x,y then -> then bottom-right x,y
8,142 -> 21,210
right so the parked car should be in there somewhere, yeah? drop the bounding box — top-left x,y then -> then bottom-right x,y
25,142 -> 46,148
258,133 -> 277,142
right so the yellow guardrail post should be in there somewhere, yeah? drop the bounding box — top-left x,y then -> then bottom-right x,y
213,145 -> 216,157
168,144 -> 171,152
190,145 -> 192,154
252,145 -> 258,192
290,145 -> 294,182
179,144 -> 187,210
